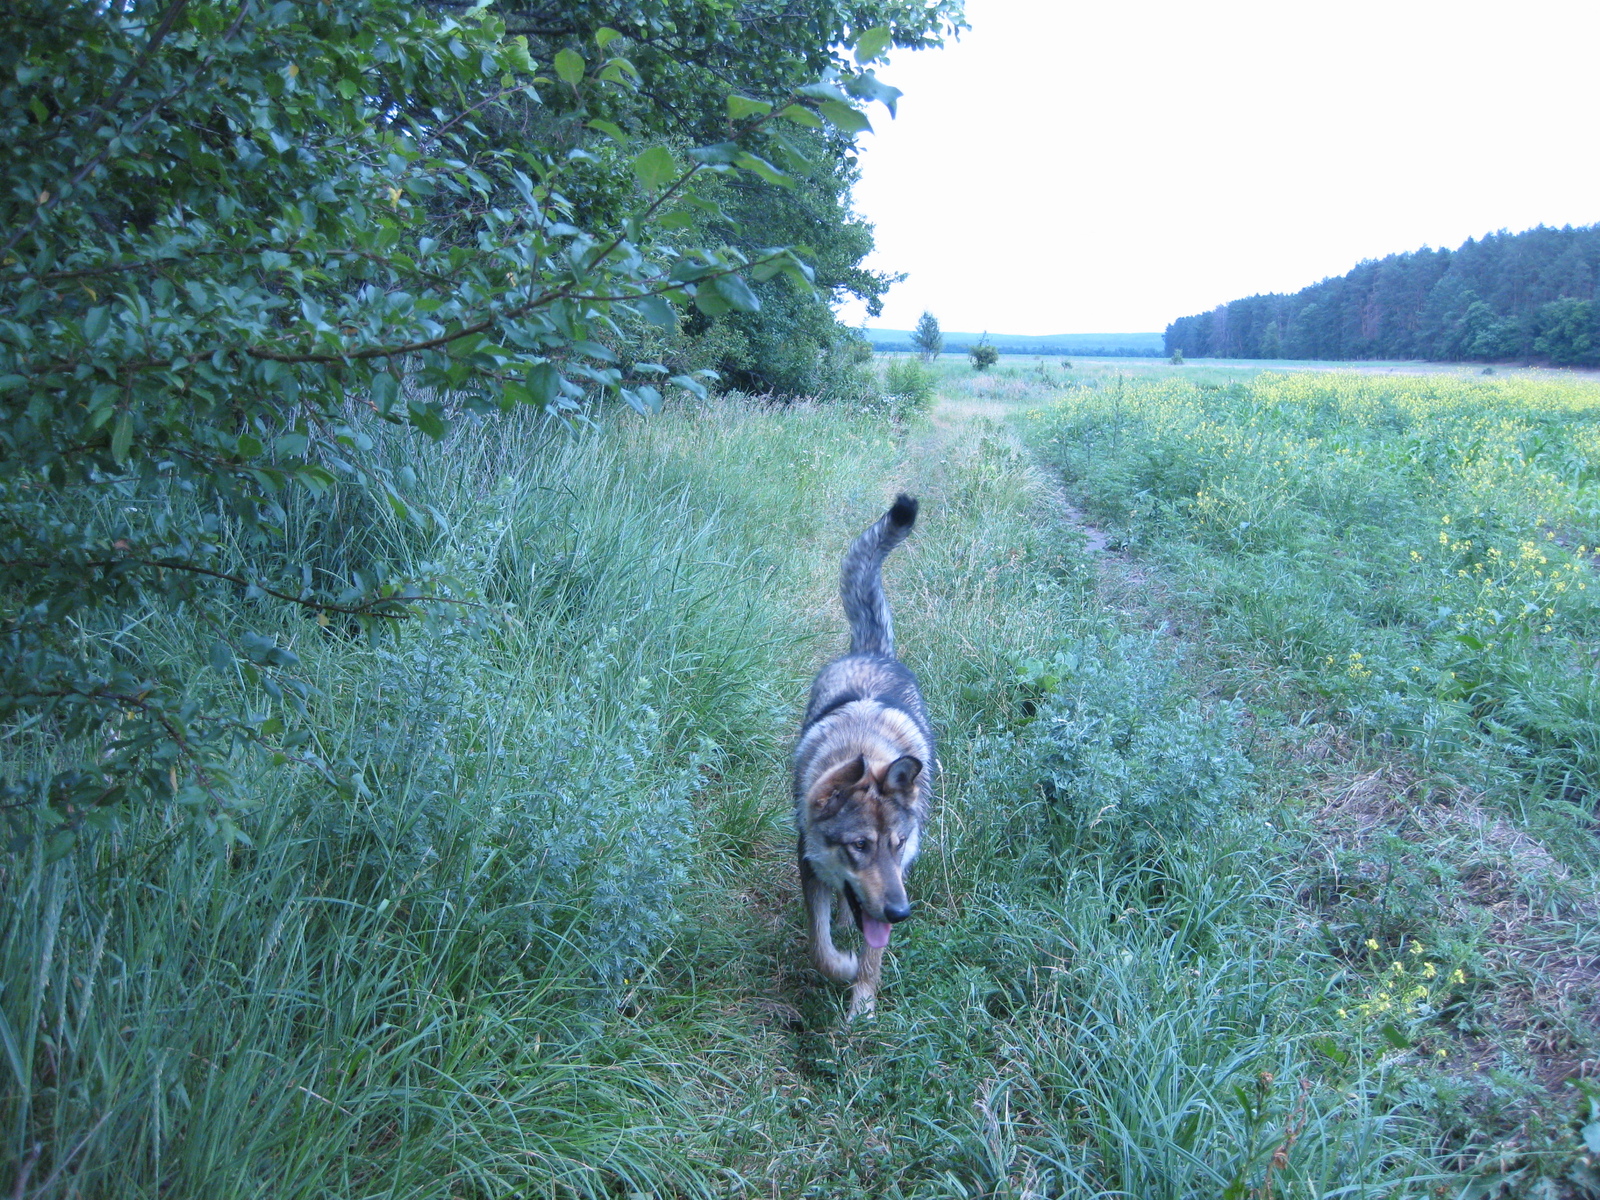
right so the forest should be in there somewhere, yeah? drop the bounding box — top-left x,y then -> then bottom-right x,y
1164,223 -> 1600,365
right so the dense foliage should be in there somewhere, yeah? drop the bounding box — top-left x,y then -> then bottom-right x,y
1035,369 -> 1600,809
0,0 -> 951,845
1166,223 -> 1600,365
491,0 -> 963,396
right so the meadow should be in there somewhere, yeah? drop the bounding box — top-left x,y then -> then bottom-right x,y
5,359 -> 1600,1198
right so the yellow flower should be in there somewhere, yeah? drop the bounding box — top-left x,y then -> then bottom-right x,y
1365,938 -> 1380,951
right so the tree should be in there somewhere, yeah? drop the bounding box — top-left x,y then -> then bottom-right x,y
0,0 -> 910,844
969,337 -> 999,370
1165,223 -> 1600,363
911,311 -> 944,361
1257,322 -> 1283,359
1533,298 -> 1598,365
486,1 -> 966,398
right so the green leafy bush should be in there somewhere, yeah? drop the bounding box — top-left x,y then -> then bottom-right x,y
0,0 -> 883,843
969,341 -> 1001,370
882,358 -> 938,416
966,636 -> 1253,870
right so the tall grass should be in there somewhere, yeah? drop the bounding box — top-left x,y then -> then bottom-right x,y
1032,371 -> 1600,813
4,388 -> 1500,1197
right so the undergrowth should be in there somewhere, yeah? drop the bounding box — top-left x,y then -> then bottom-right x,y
6,373 -> 1595,1197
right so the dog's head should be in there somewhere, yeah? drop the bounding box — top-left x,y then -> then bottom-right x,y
804,753 -> 923,948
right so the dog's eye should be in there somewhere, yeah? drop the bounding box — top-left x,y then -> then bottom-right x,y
852,838 -> 872,854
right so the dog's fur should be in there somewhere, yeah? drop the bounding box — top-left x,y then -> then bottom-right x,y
794,494 -> 934,1018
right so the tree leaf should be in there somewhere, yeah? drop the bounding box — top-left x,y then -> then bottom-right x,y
712,274 -> 760,313
687,141 -> 740,165
631,145 -> 677,190
110,409 -> 132,464
734,152 -> 790,187
816,100 -> 871,134
633,294 -> 677,329
587,118 -> 628,144
726,94 -> 772,120
853,25 -> 891,64
776,104 -> 823,129
553,48 -> 584,85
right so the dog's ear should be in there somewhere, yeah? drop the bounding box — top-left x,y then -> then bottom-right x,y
809,755 -> 866,817
883,755 -> 922,797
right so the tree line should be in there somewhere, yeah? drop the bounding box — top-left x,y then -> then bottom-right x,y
1165,223 -> 1600,366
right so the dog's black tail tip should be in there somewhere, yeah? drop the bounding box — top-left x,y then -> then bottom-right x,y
888,493 -> 918,529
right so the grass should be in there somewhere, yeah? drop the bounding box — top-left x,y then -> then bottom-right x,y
4,361 -> 1599,1197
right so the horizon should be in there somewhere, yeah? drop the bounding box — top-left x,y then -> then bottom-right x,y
836,0 -> 1600,336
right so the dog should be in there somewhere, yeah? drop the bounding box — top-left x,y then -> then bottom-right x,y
794,494 -> 934,1019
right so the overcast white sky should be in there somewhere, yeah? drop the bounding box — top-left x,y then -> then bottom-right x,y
837,0 -> 1600,335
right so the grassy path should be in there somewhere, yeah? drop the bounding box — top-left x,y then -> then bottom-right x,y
8,366 -> 1599,1198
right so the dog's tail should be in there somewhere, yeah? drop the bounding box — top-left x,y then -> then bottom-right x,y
841,493 -> 918,657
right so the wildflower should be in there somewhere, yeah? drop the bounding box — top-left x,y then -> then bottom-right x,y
1365,938 -> 1380,951
1410,943 -> 1425,955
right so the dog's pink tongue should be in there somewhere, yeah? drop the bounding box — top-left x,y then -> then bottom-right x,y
862,919 -> 892,949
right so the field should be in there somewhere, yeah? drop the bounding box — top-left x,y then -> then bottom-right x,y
6,358 -> 1600,1198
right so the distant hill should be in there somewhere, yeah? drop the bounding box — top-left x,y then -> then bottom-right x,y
865,329 -> 1165,357
1165,223 -> 1600,365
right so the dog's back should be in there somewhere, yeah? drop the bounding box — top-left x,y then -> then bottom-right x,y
794,494 -> 934,1019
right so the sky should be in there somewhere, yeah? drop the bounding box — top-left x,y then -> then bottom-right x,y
837,0 -> 1600,336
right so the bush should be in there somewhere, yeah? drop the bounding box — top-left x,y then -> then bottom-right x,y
883,358 -> 938,417
1012,636 -> 1252,864
969,342 -> 1000,370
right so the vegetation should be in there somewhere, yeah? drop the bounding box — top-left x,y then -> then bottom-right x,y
0,0 -> 949,845
880,356 -> 938,417
969,337 -> 1000,370
5,5 -> 1599,1198
1166,222 -> 1600,364
7,332 -> 1600,1193
1029,362 -> 1600,1196
912,310 -> 945,360
868,329 -> 1165,357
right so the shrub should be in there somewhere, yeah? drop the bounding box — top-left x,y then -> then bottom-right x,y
969,341 -> 1000,370
1013,636 -> 1252,863
883,358 -> 938,416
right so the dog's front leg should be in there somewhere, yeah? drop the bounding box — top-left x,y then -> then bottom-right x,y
801,866 -> 858,983
848,945 -> 883,1020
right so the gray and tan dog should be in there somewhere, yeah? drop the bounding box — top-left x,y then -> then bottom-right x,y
794,494 -> 934,1019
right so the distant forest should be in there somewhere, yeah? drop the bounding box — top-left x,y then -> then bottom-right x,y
1165,224 -> 1600,365
868,330 -> 1164,357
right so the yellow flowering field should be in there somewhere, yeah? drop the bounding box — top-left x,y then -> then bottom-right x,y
1033,369 -> 1600,806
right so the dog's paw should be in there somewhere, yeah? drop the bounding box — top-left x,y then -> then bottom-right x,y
846,986 -> 877,1021
822,949 -> 859,983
